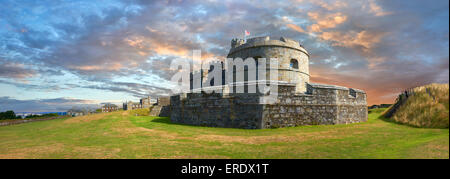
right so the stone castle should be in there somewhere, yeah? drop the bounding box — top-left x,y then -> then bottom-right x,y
169,36 -> 368,129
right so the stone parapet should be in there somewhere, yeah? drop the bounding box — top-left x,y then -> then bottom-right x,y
229,36 -> 309,57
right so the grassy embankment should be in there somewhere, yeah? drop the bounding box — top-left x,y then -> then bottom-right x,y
0,108 -> 448,159
383,83 -> 449,128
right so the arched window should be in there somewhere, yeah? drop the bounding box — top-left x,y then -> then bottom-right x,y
290,59 -> 299,69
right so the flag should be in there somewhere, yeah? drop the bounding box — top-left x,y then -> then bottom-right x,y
245,30 -> 250,36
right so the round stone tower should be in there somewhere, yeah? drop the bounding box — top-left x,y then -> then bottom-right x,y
227,36 -> 310,93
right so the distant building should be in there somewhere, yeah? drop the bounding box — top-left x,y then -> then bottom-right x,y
121,96 -> 171,117
102,103 -> 119,112
140,96 -> 156,108
123,101 -> 141,110
67,109 -> 87,117
123,96 -> 156,110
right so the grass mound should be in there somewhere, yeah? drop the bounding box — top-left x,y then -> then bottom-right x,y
383,83 -> 449,128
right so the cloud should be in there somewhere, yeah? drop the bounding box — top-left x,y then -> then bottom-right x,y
318,30 -> 387,51
286,24 -> 306,33
0,96 -> 99,112
312,0 -> 348,11
0,59 -> 36,79
72,63 -> 124,71
367,0 -> 392,16
81,81 -> 173,99
307,12 -> 347,32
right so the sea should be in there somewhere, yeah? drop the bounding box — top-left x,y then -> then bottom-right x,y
15,112 -> 67,118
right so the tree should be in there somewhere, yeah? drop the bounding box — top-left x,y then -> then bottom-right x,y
0,110 -> 17,120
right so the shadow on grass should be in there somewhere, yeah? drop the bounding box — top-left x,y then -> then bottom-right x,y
150,116 -> 208,128
149,116 -> 259,130
371,108 -> 408,126
373,109 -> 436,129
150,117 -> 171,124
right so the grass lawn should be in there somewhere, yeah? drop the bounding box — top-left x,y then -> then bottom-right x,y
0,108 -> 448,159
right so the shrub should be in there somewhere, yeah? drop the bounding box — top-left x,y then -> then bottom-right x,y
0,111 -> 17,120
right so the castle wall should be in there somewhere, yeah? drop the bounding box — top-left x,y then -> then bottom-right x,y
261,84 -> 367,128
335,87 -> 368,124
262,85 -> 338,128
149,96 -> 171,117
170,93 -> 264,129
170,83 -> 367,129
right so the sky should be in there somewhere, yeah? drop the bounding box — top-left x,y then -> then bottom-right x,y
0,0 -> 448,112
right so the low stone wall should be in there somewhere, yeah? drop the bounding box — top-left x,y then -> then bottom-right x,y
170,83 -> 367,129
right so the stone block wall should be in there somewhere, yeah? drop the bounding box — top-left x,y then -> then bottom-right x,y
261,84 -> 367,128
170,93 -> 264,129
170,83 -> 367,129
157,96 -> 171,106
148,96 -> 172,117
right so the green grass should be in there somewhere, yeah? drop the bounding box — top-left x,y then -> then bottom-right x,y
0,109 -> 448,159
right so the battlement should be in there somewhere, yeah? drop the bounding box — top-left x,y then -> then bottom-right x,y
229,36 -> 308,56
231,38 -> 245,48
307,83 -> 366,94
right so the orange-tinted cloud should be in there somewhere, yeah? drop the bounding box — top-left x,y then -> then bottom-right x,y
286,24 -> 306,33
123,33 -> 220,66
0,60 -> 36,79
319,30 -> 386,51
367,0 -> 392,16
74,63 -> 123,71
124,36 -> 146,49
312,0 -> 348,11
367,57 -> 387,70
307,12 -> 347,32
